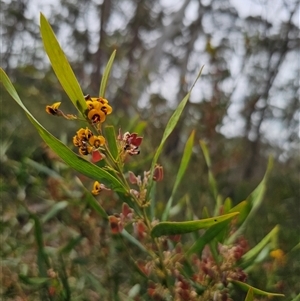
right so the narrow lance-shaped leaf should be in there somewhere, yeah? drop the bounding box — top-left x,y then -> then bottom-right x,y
162,130 -> 195,221
41,201 -> 69,224
104,125 -> 119,160
121,229 -> 147,253
228,157 -> 273,243
244,288 -> 254,301
151,212 -> 239,237
147,66 -> 204,198
29,213 -> 50,279
40,13 -> 87,115
240,225 -> 279,269
229,200 -> 249,224
231,280 -> 284,297
223,197 -> 232,214
0,68 -> 126,193
99,50 -> 116,98
58,255 -> 71,300
200,140 -> 218,205
18,276 -> 49,286
186,219 -> 232,257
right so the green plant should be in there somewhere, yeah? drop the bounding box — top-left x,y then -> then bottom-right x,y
0,13 -> 286,301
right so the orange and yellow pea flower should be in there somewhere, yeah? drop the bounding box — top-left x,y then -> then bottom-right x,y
45,102 -> 62,116
88,108 -> 106,123
85,97 -> 112,123
79,145 -> 93,156
92,181 -> 102,195
101,104 -> 112,115
89,135 -> 105,148
73,127 -> 105,156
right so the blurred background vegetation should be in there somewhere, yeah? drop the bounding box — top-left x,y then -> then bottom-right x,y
1,0 -> 299,300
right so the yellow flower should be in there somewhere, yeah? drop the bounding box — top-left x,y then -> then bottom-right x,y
85,96 -> 112,123
88,108 -> 106,123
89,135 -> 105,148
73,135 -> 82,147
76,128 -> 86,140
92,181 -> 102,195
45,102 -> 62,116
76,127 -> 93,140
73,127 -> 105,157
84,127 -> 93,140
79,145 -> 93,156
270,249 -> 286,266
98,97 -> 109,105
101,104 -> 113,115
86,100 -> 102,111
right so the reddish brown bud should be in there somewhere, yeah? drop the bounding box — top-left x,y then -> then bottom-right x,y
153,164 -> 164,182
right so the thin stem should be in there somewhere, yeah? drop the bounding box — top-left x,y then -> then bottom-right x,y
141,207 -> 173,293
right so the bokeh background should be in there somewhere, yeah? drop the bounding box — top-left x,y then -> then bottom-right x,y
1,0 -> 299,300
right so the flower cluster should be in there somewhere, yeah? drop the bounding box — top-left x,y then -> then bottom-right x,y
84,94 -> 112,124
73,127 -> 105,156
128,165 -> 164,207
118,130 -> 143,156
108,203 -> 134,234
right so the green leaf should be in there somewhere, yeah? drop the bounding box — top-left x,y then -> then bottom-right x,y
41,201 -> 69,223
104,125 -> 119,160
168,195 -> 187,217
290,294 -> 300,301
58,255 -> 71,299
147,67 -> 204,197
40,13 -> 87,114
162,130 -> 195,221
132,120 -> 147,134
240,225 -> 279,269
25,158 -> 62,180
99,50 -> 116,97
151,212 -> 239,237
0,68 -> 126,193
59,235 -> 83,254
228,157 -> 273,243
29,213 -> 50,277
229,200 -> 249,224
231,280 -> 284,297
223,197 -> 232,214
186,219 -> 232,257
121,229 -> 147,253
202,206 -> 210,218
244,288 -> 254,301
200,140 -> 218,204
248,156 -> 273,210
18,275 -> 49,285
199,140 -> 211,167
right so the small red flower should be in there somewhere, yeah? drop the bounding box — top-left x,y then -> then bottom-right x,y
121,203 -> 133,220
134,220 -> 147,240
109,215 -> 122,234
122,132 -> 143,155
127,133 -> 143,147
128,171 -> 138,184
